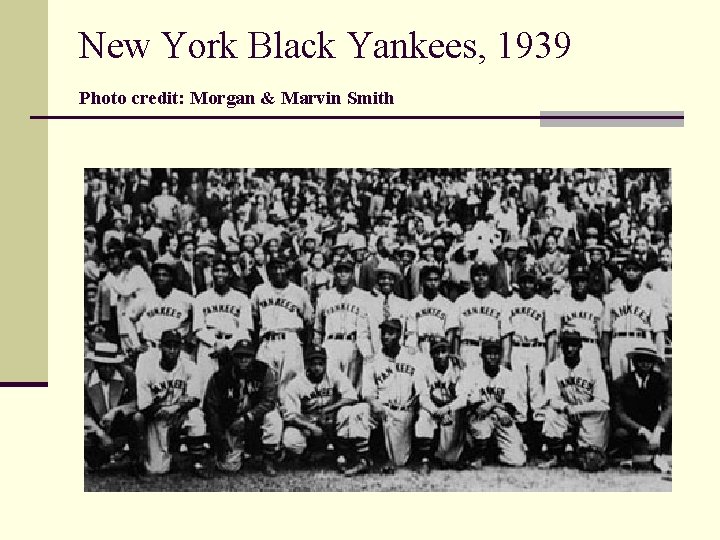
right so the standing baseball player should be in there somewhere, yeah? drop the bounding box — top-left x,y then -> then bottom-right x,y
414,337 -> 465,472
314,259 -> 373,390
366,260 -> 408,355
539,330 -> 610,471
250,256 -> 314,399
282,344 -> 372,476
193,254 -> 253,395
203,339 -> 282,476
362,318 -> 423,473
601,255 -> 667,379
406,264 -> 459,359
506,266 -> 557,426
451,261 -> 510,370
129,257 -> 193,351
454,340 -> 526,469
135,330 -> 208,476
553,264 -> 603,370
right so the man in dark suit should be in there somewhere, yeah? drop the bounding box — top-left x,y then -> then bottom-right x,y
358,236 -> 392,292
612,346 -> 671,470
174,236 -> 208,296
84,342 -> 144,473
492,241 -> 520,297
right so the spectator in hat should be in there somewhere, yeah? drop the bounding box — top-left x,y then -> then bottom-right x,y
175,236 -> 207,296
102,214 -> 127,254
358,236 -> 392,293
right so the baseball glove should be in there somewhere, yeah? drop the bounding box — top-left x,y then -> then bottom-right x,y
577,447 -> 606,472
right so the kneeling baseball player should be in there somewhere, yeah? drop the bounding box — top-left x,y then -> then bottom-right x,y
539,330 -> 610,471
414,337 -> 465,472
282,344 -> 372,476
458,340 -> 527,469
203,339 -> 282,476
135,330 -> 208,476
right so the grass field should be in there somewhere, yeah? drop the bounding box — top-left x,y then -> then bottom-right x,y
85,461 -> 671,492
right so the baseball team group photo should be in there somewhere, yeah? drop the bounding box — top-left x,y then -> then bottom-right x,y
83,167 -> 672,491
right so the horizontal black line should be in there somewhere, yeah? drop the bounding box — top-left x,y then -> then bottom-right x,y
0,382 -> 48,387
29,115 -> 684,120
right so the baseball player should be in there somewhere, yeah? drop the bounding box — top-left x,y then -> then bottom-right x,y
366,260 -> 409,355
453,340 -> 526,469
135,330 -> 208,476
314,259 -> 373,390
193,255 -> 253,395
506,266 -> 557,425
538,330 -> 610,470
250,256 -> 314,399
406,264 -> 459,359
601,255 -> 667,379
362,318 -> 423,473
451,261 -> 510,370
414,337 -> 465,472
553,264 -> 603,370
282,344 -> 372,476
203,339 -> 282,476
129,257 -> 193,351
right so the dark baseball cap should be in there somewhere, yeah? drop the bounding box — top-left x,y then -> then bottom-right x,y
231,339 -> 255,357
623,255 -> 643,270
517,266 -> 536,281
430,336 -> 450,353
266,255 -> 288,268
559,329 -> 583,345
481,340 -> 502,355
570,265 -> 590,279
160,330 -> 182,345
379,318 -> 403,333
470,261 -> 491,277
304,344 -> 327,362
419,264 -> 442,280
334,259 -> 354,272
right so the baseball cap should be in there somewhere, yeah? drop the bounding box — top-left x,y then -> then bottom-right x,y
304,344 -> 327,362
559,329 -> 583,345
375,260 -> 400,278
379,318 -> 403,333
419,263 -> 442,280
212,254 -> 231,269
231,339 -> 256,357
151,254 -> 176,275
429,336 -> 450,353
481,340 -> 502,355
160,330 -> 183,346
517,266 -> 536,281
623,255 -> 644,270
266,255 -> 288,268
470,261 -> 491,277
570,265 -> 590,279
334,259 -> 354,272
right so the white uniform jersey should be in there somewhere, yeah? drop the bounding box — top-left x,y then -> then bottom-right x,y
553,294 -> 603,339
193,288 -> 253,339
544,358 -> 609,408
362,348 -> 425,409
416,362 -> 463,412
507,294 -> 556,343
451,290 -> 509,340
457,366 -> 524,412
136,348 -> 202,409
282,368 -> 357,420
251,283 -> 313,334
314,288 -> 372,353
602,285 -> 667,335
130,288 -> 193,344
366,293 -> 409,347
406,294 -> 459,346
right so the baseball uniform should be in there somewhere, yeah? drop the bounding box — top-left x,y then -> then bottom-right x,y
282,368 -> 371,456
553,292 -> 603,370
452,290 -> 509,370
362,347 -> 425,466
251,282 -> 313,398
366,293 -> 409,354
314,288 -> 373,390
506,293 -> 556,422
135,348 -> 206,474
130,288 -> 193,346
542,357 -> 610,450
406,294 -> 459,356
603,285 -> 667,379
415,360 -> 465,463
455,365 -> 526,466
193,288 -> 253,395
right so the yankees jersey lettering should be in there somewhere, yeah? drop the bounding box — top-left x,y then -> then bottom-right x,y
417,362 -> 463,413
407,294 -> 458,345
456,366 -> 523,413
451,290 -> 509,340
282,369 -> 357,421
193,288 -> 253,340
315,289 -> 372,345
554,294 -> 603,339
131,289 -> 193,343
362,349 -> 424,409
602,286 -> 667,334
544,359 -> 609,409
136,349 -> 202,410
507,294 -> 555,342
251,283 -> 313,334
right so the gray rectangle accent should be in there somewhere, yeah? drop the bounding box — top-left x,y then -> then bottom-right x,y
540,111 -> 683,127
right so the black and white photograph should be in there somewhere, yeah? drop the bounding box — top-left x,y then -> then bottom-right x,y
83,168 -> 672,491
